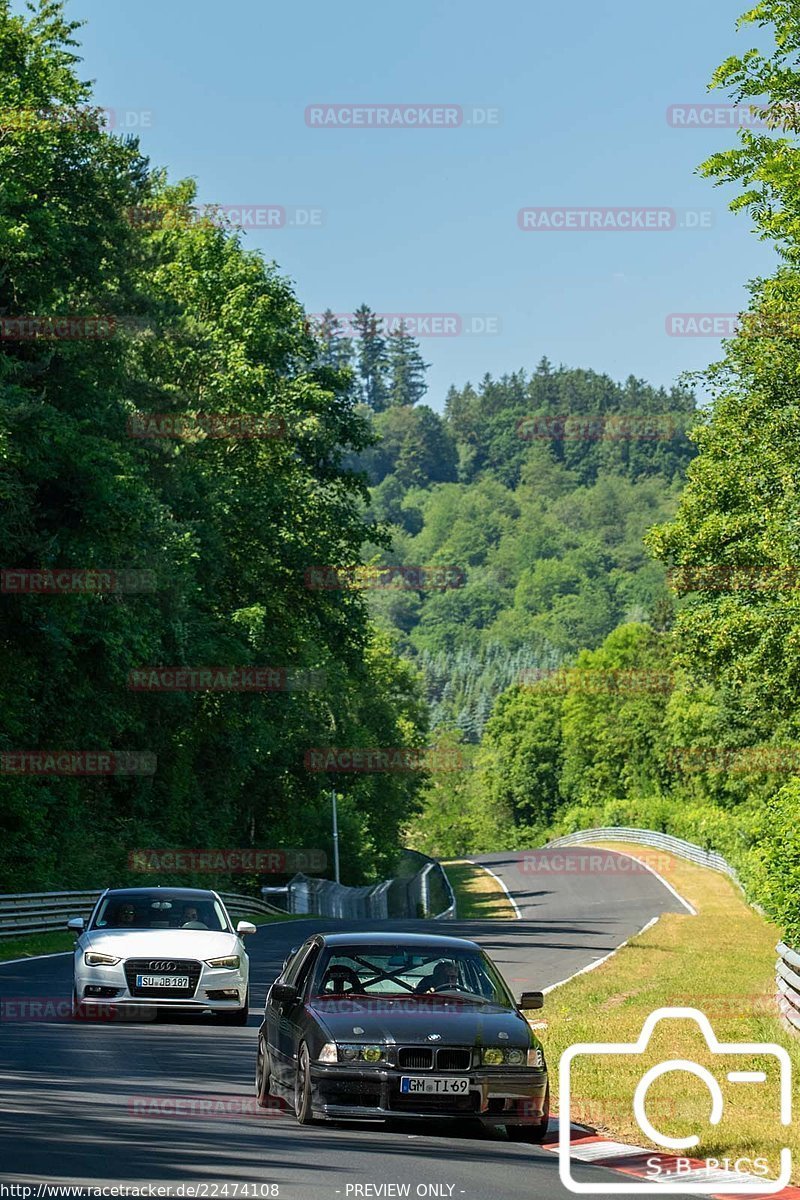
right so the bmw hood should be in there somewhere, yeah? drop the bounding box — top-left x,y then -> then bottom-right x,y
81,929 -> 241,959
308,997 -> 532,1048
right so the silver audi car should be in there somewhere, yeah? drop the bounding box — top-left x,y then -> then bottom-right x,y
68,887 -> 255,1023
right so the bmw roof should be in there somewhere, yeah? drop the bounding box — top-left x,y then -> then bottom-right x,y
313,931 -> 480,951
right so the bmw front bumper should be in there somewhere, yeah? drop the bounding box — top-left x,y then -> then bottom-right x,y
307,1063 -> 548,1125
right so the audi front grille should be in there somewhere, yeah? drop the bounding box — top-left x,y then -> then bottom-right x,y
123,959 -> 202,998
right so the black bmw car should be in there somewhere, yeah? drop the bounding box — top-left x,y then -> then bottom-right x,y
255,931 -> 549,1141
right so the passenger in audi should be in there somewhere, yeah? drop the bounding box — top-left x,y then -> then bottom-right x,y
181,904 -> 207,928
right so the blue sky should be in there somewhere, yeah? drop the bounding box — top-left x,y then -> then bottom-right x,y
64,0 -> 776,409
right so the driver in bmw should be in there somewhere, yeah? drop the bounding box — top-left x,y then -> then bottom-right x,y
416,958 -> 459,993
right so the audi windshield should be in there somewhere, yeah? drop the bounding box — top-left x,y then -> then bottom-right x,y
90,891 -> 230,932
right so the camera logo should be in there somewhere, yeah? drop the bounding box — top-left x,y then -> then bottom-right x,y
558,1008 -> 792,1194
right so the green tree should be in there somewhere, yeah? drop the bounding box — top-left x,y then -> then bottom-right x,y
314,308 -> 354,372
353,303 -> 389,411
387,322 -> 430,407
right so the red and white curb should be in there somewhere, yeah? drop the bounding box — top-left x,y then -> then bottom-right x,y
540,1119 -> 800,1199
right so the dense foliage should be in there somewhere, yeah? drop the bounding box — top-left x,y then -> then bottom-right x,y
0,1 -> 427,891
358,367 -> 694,738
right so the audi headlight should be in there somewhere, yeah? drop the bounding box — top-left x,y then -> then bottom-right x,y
205,955 -> 240,969
337,1043 -> 389,1064
481,1046 -> 530,1066
84,952 -> 120,966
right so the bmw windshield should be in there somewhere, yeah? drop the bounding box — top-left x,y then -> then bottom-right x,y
310,946 -> 515,1005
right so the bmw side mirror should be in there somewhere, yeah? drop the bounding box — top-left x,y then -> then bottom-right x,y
518,991 -> 544,1010
271,982 -> 298,1005
67,917 -> 85,934
236,921 -> 257,935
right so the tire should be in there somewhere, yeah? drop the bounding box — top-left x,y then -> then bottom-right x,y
507,1084 -> 550,1144
216,990 -> 249,1026
255,1035 -> 275,1107
294,1043 -> 314,1124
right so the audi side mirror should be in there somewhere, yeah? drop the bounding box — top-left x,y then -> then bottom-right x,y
236,921 -> 257,935
271,982 -> 298,1005
67,917 -> 85,934
518,991 -> 544,1010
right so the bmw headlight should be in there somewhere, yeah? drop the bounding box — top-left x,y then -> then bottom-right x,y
205,955 -> 240,969
481,1046 -> 531,1066
336,1043 -> 389,1064
84,952 -> 120,966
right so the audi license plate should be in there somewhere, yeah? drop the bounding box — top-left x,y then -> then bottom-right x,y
400,1076 -> 470,1095
135,974 -> 190,988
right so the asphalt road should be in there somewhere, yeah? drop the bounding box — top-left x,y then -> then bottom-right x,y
0,846 -> 692,1199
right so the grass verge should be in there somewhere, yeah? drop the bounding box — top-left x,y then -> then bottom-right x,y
0,931 -> 76,962
442,859 -> 517,920
543,841 -> 799,1182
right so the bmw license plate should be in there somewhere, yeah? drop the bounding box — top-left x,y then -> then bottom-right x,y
135,974 -> 190,988
400,1076 -> 469,1095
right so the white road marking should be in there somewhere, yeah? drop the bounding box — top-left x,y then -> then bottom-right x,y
468,862 -> 522,919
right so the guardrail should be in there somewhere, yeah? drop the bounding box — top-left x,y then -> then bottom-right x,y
0,888 -> 285,939
777,942 -> 800,1034
546,826 -> 739,881
545,825 -> 800,1038
285,850 -> 456,921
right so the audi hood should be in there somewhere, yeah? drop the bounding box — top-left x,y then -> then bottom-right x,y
80,929 -> 242,959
